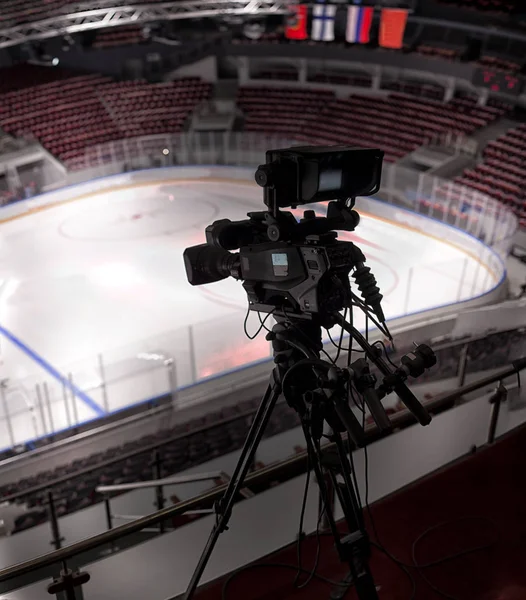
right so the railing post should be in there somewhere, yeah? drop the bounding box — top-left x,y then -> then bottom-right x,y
0,381 -> 15,448
403,267 -> 413,315
47,561 -> 90,600
488,383 -> 507,444
36,383 -> 47,437
62,381 -> 71,428
223,130 -> 230,165
68,373 -> 79,428
101,495 -> 118,555
47,491 -> 64,550
98,353 -> 109,414
167,358 -> 178,410
188,325 -> 198,383
456,258 -> 469,302
43,382 -> 55,436
415,172 -> 424,212
104,496 -> 113,531
457,343 -> 469,388
152,450 -> 165,534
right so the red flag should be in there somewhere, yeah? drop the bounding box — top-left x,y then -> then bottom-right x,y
379,8 -> 408,49
285,5 -> 308,40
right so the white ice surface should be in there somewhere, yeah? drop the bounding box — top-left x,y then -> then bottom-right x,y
0,176 -> 497,448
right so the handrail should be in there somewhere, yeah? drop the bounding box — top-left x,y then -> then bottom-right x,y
410,15 -> 526,44
0,358 -> 523,585
0,402 -> 172,470
0,405 -> 259,504
432,357 -> 526,403
2,334 -> 524,504
96,471 -> 227,493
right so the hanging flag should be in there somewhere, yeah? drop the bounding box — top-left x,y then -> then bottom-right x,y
379,8 -> 408,49
285,4 -> 308,40
311,2 -> 337,42
346,5 -> 374,44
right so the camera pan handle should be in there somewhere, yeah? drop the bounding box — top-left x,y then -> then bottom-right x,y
334,314 -> 432,426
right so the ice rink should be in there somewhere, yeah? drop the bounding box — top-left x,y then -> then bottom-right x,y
0,168 -> 502,447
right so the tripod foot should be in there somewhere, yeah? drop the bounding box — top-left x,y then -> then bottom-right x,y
330,571 -> 354,600
330,572 -> 381,600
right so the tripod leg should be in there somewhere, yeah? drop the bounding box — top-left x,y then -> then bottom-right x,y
183,380 -> 282,600
329,432 -> 379,600
301,416 -> 379,600
300,422 -> 343,551
332,433 -> 365,532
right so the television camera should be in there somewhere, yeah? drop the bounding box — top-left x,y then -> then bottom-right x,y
182,146 -> 437,600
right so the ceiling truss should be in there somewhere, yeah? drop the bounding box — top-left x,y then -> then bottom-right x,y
0,0 -> 290,49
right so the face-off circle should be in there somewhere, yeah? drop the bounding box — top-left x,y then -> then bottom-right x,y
58,184 -> 222,241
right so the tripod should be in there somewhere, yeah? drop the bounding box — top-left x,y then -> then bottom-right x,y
183,314 -> 379,600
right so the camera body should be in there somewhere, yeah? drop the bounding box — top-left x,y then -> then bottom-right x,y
240,235 -> 366,317
183,145 -> 383,320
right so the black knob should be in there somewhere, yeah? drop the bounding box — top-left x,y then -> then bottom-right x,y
267,224 -> 280,241
303,210 -> 316,220
255,164 -> 273,187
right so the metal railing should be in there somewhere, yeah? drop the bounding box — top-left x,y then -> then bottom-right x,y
0,132 -> 517,454
1,323 -> 524,528
0,401 -> 261,505
0,357 -> 524,598
99,468 -> 227,540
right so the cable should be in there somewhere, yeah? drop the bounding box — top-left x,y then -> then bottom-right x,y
356,389 -> 418,599
347,440 -> 363,513
282,308 -> 336,365
295,435 -> 336,590
371,541 -> 417,600
347,300 -> 354,369
281,358 -> 332,403
350,292 -> 391,339
373,340 -> 398,369
411,516 -> 500,600
257,311 -> 274,334
296,483 -> 326,589
244,307 -> 275,340
327,328 -> 366,358
221,562 -> 348,600
293,447 -> 311,587
327,327 -> 343,350
360,408 -> 498,600
333,307 -> 348,363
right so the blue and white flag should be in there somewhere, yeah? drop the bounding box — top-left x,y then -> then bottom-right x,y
311,2 -> 337,42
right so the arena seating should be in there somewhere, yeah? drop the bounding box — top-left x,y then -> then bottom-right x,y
415,44 -> 460,62
97,78 -> 209,139
309,72 -> 373,88
238,86 -> 505,163
93,26 -> 144,49
0,65 -> 211,167
454,124 -> 526,227
477,55 -> 522,74
3,398 -> 301,533
437,0 -> 518,13
380,80 -> 446,100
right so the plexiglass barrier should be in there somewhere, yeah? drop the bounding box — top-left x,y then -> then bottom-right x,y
0,132 -> 517,451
